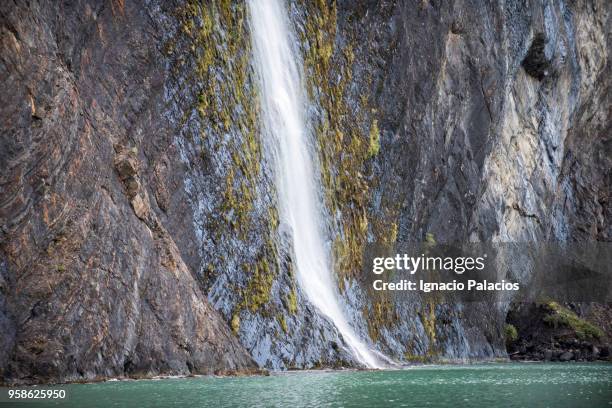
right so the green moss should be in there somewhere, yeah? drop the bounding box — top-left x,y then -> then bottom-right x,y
236,236 -> 280,314
277,314 -> 288,334
298,0 -> 384,283
418,300 -> 437,345
231,312 -> 241,334
504,324 -> 518,345
388,222 -> 398,243
365,299 -> 398,342
367,119 -> 380,158
268,206 -> 279,231
403,352 -> 437,364
542,301 -> 603,340
287,287 -> 298,314
179,0 -> 262,239
242,260 -> 275,312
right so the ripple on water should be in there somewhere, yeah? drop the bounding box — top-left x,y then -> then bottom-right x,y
10,363 -> 611,408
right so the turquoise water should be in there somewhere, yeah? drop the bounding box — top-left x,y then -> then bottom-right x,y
6,363 -> 612,407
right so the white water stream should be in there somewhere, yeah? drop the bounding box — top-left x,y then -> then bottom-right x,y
247,0 -> 381,368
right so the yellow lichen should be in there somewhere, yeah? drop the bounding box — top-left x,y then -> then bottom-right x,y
277,314 -> 288,334
287,287 -> 298,314
418,300 -> 437,345
231,312 -> 240,334
298,0 -> 383,284
365,299 -> 398,342
368,119 -> 380,157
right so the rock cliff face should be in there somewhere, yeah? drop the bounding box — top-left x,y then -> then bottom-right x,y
0,0 -> 258,384
0,0 -> 609,383
316,0 -> 611,363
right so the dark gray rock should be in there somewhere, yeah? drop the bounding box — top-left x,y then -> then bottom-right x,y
599,346 -> 609,359
544,350 -> 553,361
522,33 -> 552,80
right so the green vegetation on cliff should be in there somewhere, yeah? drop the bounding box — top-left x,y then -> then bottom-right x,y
179,1 -> 284,328
543,301 -> 604,340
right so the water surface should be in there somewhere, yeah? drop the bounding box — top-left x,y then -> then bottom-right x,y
9,363 -> 612,407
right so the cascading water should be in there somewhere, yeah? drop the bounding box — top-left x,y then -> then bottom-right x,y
247,0 -> 382,369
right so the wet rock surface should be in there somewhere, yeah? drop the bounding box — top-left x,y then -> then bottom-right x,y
0,0 -> 610,383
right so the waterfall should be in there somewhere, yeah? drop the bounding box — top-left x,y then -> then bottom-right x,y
247,0 -> 381,369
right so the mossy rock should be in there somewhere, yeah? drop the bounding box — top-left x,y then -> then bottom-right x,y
542,301 -> 604,340
504,324 -> 518,345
